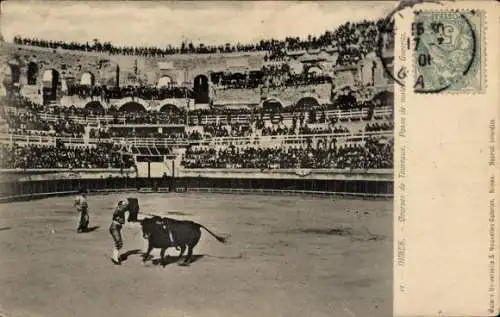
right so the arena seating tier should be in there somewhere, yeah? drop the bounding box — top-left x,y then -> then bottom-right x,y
1,18 -> 395,171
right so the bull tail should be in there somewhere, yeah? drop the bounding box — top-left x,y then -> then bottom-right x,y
199,224 -> 227,244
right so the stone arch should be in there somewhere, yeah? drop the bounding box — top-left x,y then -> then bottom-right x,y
295,96 -> 320,110
0,64 -> 12,85
305,65 -> 324,74
157,75 -> 173,88
42,69 -> 60,88
80,71 -> 95,86
370,90 -> 393,106
262,98 -> 283,113
193,74 -> 209,104
119,102 -> 146,112
115,97 -> 149,112
304,64 -> 324,74
27,61 -> 39,85
84,101 -> 105,113
159,104 -> 181,115
8,62 -> 21,84
41,68 -> 60,105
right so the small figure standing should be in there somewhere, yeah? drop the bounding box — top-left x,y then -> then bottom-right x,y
109,199 -> 129,265
74,187 -> 89,233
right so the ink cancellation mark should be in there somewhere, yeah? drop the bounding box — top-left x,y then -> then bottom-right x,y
413,10 -> 485,94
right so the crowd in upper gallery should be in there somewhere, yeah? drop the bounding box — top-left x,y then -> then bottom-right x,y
13,19 -> 391,67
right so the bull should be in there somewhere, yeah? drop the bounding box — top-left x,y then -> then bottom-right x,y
126,200 -> 227,266
140,216 -> 227,266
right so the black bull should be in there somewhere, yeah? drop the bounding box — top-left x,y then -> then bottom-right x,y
126,198 -> 227,265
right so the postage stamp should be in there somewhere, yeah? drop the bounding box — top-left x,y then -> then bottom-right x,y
412,9 -> 485,94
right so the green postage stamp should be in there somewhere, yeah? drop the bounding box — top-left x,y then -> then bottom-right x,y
413,10 -> 485,94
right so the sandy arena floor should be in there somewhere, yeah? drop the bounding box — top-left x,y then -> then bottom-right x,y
0,193 -> 392,317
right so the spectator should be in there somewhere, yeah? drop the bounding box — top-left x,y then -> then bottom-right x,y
0,143 -> 134,169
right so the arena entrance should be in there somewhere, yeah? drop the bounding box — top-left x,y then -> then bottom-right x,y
157,76 -> 173,88
1,63 -> 17,84
9,62 -> 21,85
294,97 -> 320,111
193,75 -> 209,104
262,99 -> 283,113
42,69 -> 60,105
84,101 -> 105,114
159,104 -> 181,116
0,63 -> 20,97
80,72 -> 95,86
119,102 -> 146,112
1,61 -> 21,88
27,62 -> 39,85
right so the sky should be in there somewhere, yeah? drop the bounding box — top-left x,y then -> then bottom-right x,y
1,1 -> 395,47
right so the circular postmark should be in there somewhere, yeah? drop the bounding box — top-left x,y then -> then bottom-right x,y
413,10 -> 478,93
377,15 -> 400,86
376,0 -> 475,90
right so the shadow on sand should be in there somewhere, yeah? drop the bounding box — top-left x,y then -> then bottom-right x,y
0,226 -> 12,232
82,226 -> 100,233
119,249 -> 143,262
152,254 -> 205,267
167,211 -> 192,216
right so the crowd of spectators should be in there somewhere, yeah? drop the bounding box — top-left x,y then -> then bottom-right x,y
298,125 -> 349,135
261,125 -> 294,136
3,17 -> 399,174
335,137 -> 393,169
3,94 -> 389,140
261,64 -> 332,89
2,97 -> 188,132
332,20 -> 381,66
67,84 -> 193,101
181,137 -> 392,169
201,123 -> 253,138
4,109 -> 85,137
211,71 -> 263,90
0,143 -> 134,169
211,66 -> 331,91
93,127 -> 187,139
13,18 -> 388,67
114,109 -> 186,125
13,36 -> 298,56
365,121 -> 393,132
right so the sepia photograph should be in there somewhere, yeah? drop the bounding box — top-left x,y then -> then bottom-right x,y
0,1 -> 396,317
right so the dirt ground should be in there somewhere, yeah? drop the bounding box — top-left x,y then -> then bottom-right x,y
0,193 -> 392,317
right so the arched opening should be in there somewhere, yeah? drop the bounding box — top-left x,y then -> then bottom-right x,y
8,62 -> 21,84
157,76 -> 173,88
262,99 -> 283,113
1,65 -> 19,97
84,101 -> 105,114
27,62 -> 39,85
1,64 -> 12,86
333,88 -> 358,110
42,69 -> 60,87
119,102 -> 146,112
80,72 -> 95,86
294,97 -> 320,111
42,69 -> 60,105
306,66 -> 323,75
370,90 -> 394,106
160,104 -> 181,116
193,74 -> 209,104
